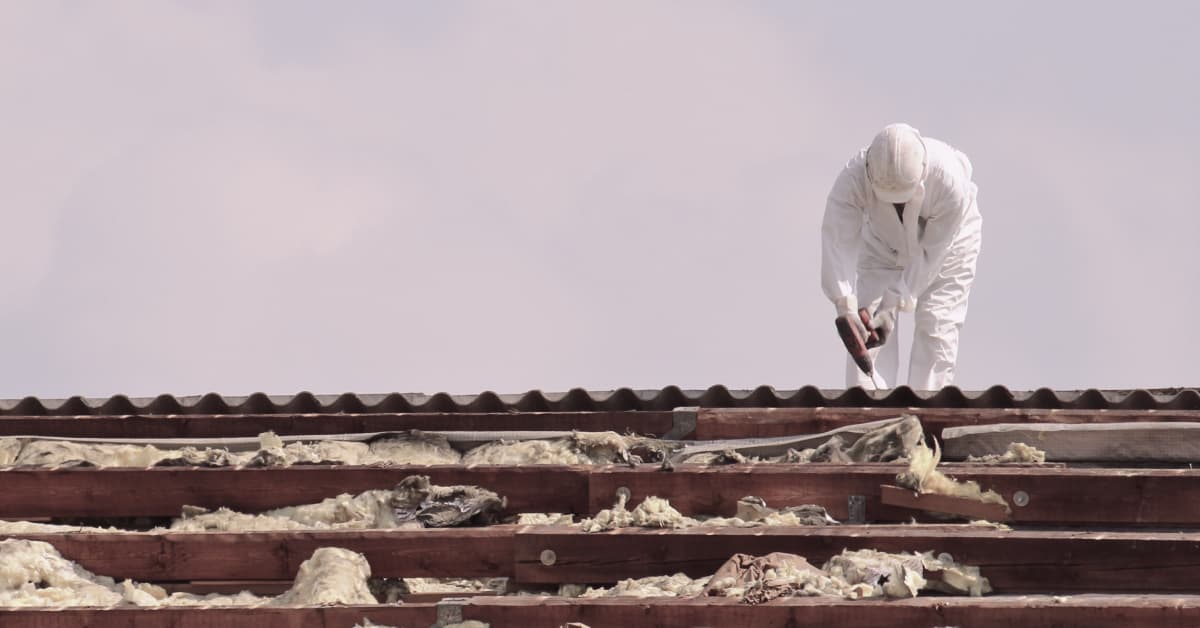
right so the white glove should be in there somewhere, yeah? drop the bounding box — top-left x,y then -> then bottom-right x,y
834,295 -> 869,341
867,306 -> 897,348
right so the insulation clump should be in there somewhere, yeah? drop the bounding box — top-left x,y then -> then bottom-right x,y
823,549 -> 926,598
170,491 -> 399,532
579,494 -> 696,532
681,449 -> 749,465
967,442 -> 1047,464
0,538 -> 260,607
580,495 -> 837,532
372,577 -> 507,602
1,430 -> 668,469
0,538 -> 166,607
895,441 -> 1011,514
169,475 -> 503,532
271,547 -> 377,606
703,552 -> 859,603
721,496 -> 839,527
699,550 -> 990,604
0,431 -> 462,469
782,415 -> 924,464
579,573 -> 710,598
461,431 -> 637,465
0,520 -> 117,535
679,415 -> 923,465
243,432 -> 461,468
920,551 -> 992,596
0,438 -> 23,465
578,494 -> 635,532
515,513 -> 574,525
390,474 -> 505,528
0,539 -> 390,608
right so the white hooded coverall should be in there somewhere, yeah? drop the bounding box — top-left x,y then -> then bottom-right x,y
821,137 -> 982,390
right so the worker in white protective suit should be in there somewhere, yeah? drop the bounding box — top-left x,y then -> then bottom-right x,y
821,123 -> 982,390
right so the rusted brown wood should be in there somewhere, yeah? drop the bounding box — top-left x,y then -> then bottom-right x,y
880,483 -> 1011,520
399,591 -> 500,603
943,422 -> 1200,462
586,464 -> 1200,525
514,526 -> 1200,591
7,597 -> 1200,628
462,595 -> 1200,628
0,465 -> 588,518
0,605 -> 436,628
165,580 -> 292,595
7,463 -> 1200,525
0,411 -> 675,438
696,407 -> 1200,440
12,524 -> 1200,595
9,528 -> 515,581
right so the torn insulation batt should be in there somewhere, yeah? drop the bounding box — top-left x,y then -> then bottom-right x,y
0,539 -> 377,607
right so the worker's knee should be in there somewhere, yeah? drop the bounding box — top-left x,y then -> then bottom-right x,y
913,306 -> 965,341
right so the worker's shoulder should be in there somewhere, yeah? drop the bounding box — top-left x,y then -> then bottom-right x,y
923,137 -> 974,181
923,136 -> 968,160
842,147 -> 868,171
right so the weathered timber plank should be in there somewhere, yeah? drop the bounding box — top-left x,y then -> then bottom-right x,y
9,464 -> 1200,525
513,526 -> 1200,590
0,465 -> 588,517
462,595 -> 1200,628
165,581 -> 293,595
8,528 -> 515,581
6,596 -> 1200,628
696,407 -> 1200,440
0,605 -> 436,628
0,411 -> 674,438
944,422 -> 1200,462
880,484 -> 1011,520
587,465 -> 1200,524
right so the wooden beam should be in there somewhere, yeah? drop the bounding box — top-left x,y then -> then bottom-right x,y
165,580 -> 293,595
8,464 -> 1200,525
586,465 -> 1200,525
880,484 -> 1011,521
12,525 -> 1200,593
6,596 -> 1200,628
0,411 -> 675,438
0,606 -> 436,628
515,526 -> 1200,591
8,528 -> 515,581
943,422 -> 1200,462
695,407 -> 1200,440
461,595 -> 1200,628
0,466 -> 588,518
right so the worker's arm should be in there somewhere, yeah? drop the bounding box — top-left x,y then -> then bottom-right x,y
901,158 -> 975,299
820,162 -> 866,314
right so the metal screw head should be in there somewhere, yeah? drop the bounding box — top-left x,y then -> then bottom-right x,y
616,486 -> 632,501
847,495 -> 867,524
435,598 -> 465,623
1013,490 -> 1030,507
540,549 -> 557,566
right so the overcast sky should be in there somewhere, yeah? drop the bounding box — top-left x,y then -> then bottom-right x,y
1,1 -> 1197,398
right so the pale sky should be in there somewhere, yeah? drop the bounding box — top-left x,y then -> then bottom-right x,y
1,1 -> 1197,398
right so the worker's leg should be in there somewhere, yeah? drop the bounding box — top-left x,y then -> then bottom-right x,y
909,217 -> 982,390
846,264 -> 903,388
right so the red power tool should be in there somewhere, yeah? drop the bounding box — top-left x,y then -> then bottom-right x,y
835,308 -> 889,379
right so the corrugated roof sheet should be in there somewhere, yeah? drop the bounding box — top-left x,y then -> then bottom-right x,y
1,386 -> 1198,415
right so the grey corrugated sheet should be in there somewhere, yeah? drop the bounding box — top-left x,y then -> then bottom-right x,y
0,386 -> 1197,415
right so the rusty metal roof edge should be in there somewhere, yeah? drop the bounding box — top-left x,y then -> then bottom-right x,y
0,385 -> 1198,415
